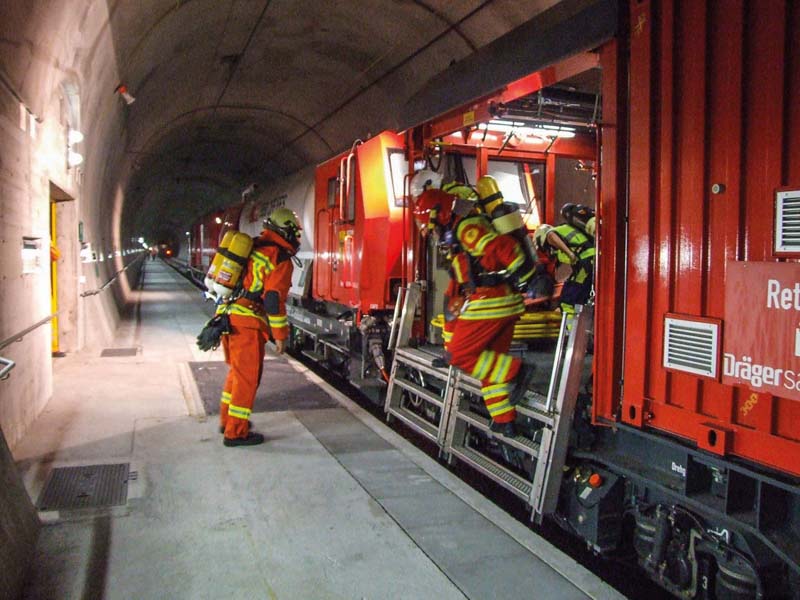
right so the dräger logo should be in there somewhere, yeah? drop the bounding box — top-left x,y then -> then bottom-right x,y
723,354 -> 800,392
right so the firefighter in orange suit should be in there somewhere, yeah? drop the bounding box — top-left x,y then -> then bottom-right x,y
411,172 -> 537,438
217,208 -> 301,447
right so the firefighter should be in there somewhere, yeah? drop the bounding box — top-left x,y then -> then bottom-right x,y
217,207 -> 301,446
411,171 -> 537,438
533,221 -> 595,318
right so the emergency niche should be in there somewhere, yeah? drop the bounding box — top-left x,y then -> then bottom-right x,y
206,231 -> 254,300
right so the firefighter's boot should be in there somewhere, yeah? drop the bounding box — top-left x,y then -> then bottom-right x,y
509,361 -> 536,406
223,431 -> 265,447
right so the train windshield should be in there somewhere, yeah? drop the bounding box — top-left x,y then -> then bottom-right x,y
461,156 -> 544,224
387,148 -> 408,206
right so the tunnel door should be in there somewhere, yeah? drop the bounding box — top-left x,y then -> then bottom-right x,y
49,182 -> 75,356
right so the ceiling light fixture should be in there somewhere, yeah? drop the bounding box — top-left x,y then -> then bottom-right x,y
68,129 -> 84,145
67,149 -> 84,167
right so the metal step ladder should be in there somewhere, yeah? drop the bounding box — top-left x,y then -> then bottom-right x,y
384,284 -> 456,446
444,305 -> 593,521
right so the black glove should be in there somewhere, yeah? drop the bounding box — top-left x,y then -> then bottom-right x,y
196,314 -> 231,351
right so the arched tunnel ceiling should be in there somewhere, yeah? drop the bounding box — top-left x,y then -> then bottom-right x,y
109,0 -> 560,241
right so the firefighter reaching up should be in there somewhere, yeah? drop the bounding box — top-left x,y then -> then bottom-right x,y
411,171 -> 537,438
534,217 -> 595,319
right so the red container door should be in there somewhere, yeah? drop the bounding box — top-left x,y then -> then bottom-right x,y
608,0 -> 800,476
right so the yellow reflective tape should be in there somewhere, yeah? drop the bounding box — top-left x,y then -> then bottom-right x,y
487,400 -> 513,417
251,251 -> 275,271
482,383 -> 511,400
474,231 -> 498,254
226,303 -> 267,322
268,315 -> 288,326
228,405 -> 252,419
221,391 -> 232,405
459,306 -> 525,320
489,354 -> 513,383
507,253 -> 524,273
453,258 -> 465,283
467,295 -> 522,309
471,350 -> 495,379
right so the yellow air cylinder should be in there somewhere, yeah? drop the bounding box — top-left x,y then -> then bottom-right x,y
476,175 -> 538,269
212,231 -> 253,299
204,230 -> 236,295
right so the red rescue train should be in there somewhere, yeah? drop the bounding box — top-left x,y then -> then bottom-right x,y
186,2 -> 800,597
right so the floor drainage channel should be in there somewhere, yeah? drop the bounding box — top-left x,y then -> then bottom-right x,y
36,464 -> 133,511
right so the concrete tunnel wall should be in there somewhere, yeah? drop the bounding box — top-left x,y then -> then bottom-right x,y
1,3 -> 142,594
1,2 -> 138,446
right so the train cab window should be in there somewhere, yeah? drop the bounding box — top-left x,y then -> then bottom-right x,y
462,157 -> 545,226
346,157 -> 357,221
327,177 -> 338,208
387,148 -> 408,206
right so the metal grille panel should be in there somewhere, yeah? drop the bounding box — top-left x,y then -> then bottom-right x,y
776,191 -> 800,252
36,464 -> 130,510
663,317 -> 719,378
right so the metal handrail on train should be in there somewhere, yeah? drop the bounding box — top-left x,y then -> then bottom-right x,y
80,253 -> 146,297
0,312 -> 60,380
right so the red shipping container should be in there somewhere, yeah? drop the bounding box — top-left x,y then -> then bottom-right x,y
594,0 -> 800,476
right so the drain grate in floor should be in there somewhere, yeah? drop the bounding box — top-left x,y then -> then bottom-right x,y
36,463 -> 130,511
100,347 -> 138,357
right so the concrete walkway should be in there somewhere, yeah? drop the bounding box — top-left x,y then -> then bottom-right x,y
14,261 -> 624,600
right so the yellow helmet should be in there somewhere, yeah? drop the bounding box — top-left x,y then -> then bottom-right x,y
267,207 -> 302,246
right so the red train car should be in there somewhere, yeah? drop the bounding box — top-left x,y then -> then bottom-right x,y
313,131 -> 409,313
188,2 -> 800,595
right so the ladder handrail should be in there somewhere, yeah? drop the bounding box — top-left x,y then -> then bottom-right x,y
531,304 -> 593,519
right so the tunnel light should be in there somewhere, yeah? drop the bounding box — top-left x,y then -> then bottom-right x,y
215,217 -> 222,224
67,150 -> 84,167
68,129 -> 84,145
185,231 -> 190,236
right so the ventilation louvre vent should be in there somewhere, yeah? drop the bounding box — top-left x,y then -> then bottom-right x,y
775,190 -> 800,253
663,317 -> 719,379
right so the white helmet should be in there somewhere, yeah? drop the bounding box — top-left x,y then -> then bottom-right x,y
409,169 -> 443,199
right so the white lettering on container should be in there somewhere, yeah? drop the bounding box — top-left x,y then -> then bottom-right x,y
767,279 -> 800,310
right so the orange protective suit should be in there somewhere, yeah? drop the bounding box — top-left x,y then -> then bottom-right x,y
217,229 -> 294,439
445,215 -> 535,425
